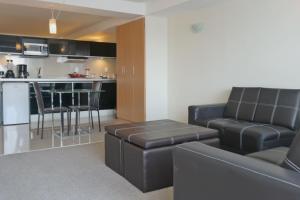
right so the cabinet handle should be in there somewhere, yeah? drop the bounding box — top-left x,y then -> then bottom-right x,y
132,65 -> 135,76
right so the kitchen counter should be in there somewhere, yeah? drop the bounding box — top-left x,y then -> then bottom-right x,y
0,78 -> 116,83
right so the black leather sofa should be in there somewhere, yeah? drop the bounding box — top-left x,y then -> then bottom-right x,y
173,131 -> 300,200
189,87 -> 300,153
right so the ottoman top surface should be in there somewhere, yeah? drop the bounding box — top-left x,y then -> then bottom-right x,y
105,119 -> 218,149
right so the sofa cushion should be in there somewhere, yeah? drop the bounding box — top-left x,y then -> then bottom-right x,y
254,88 -> 300,130
247,147 -> 289,165
272,89 -> 300,130
253,88 -> 278,124
282,133 -> 300,172
236,88 -> 261,121
224,124 -> 296,153
205,118 -> 241,136
224,87 -> 261,121
223,87 -> 245,119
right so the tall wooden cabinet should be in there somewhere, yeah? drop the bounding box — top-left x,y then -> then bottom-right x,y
116,18 -> 145,122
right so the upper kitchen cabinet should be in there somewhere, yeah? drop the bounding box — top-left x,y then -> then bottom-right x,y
74,41 -> 90,56
48,39 -> 89,56
90,42 -> 116,57
0,35 -> 22,54
48,39 -> 70,55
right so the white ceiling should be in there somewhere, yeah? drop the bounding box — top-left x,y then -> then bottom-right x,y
0,3 -> 111,39
0,0 -> 215,42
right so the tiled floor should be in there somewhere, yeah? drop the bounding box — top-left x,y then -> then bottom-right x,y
30,118 -> 128,151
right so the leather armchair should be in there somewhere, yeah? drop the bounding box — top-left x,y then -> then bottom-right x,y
173,142 -> 300,200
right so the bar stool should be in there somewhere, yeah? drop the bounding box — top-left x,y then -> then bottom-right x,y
33,82 -> 71,139
69,81 -> 103,133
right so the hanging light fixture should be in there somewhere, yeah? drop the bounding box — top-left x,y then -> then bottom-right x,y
49,9 -> 57,34
49,5 -> 63,35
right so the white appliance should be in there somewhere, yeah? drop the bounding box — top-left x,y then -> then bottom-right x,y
2,83 -> 29,125
22,38 -> 48,57
1,82 -> 30,154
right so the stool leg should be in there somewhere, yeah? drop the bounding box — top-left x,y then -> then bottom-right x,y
61,111 -> 64,134
75,110 -> 78,135
91,110 -> 94,129
60,111 -> 63,147
97,110 -> 101,132
67,110 -> 70,136
41,114 -> 44,139
37,113 -> 40,136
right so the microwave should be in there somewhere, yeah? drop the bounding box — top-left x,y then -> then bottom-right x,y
22,38 -> 48,56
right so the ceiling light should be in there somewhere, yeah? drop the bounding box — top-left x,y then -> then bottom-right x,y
49,7 -> 62,35
49,18 -> 57,34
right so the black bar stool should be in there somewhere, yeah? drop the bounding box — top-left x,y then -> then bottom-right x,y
69,81 -> 103,133
33,82 -> 71,139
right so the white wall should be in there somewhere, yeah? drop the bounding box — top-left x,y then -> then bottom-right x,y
168,0 -> 300,122
145,16 -> 168,120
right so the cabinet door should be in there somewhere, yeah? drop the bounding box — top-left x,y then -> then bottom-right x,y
0,35 -> 22,54
75,41 -> 90,56
116,18 -> 145,122
100,83 -> 116,110
131,18 -> 145,122
90,42 -> 116,57
116,25 -> 127,119
48,39 -> 70,55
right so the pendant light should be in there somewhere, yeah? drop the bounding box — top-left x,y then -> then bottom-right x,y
49,9 -> 57,34
49,6 -> 63,35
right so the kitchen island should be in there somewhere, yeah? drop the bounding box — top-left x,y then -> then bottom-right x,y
0,78 -> 116,155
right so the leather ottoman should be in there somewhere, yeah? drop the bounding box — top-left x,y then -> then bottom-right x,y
105,120 -> 219,192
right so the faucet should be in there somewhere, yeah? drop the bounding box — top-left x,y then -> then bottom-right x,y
37,67 -> 42,78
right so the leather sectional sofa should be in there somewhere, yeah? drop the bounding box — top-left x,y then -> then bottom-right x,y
189,87 -> 300,153
173,87 -> 300,199
173,130 -> 300,200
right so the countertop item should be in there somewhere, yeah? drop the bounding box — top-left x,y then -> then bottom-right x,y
0,78 -> 116,83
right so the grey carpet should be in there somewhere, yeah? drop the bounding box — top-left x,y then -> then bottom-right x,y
0,143 -> 173,200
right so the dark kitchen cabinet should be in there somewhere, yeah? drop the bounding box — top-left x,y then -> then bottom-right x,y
48,39 -> 90,56
90,42 -> 116,57
0,34 -> 116,58
75,41 -> 90,56
48,39 -> 70,55
0,35 -> 22,54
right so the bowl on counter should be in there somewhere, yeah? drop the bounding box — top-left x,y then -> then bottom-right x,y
68,73 -> 86,78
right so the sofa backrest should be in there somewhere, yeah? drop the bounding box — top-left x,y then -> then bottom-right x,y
254,88 -> 300,130
224,87 -> 300,130
224,87 -> 261,121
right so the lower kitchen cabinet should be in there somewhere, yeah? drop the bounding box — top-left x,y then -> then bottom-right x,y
30,82 -> 116,115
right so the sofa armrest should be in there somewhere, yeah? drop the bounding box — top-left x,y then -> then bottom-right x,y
188,104 -> 226,125
174,142 -> 300,200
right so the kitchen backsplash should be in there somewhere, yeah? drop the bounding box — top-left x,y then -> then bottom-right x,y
0,55 -> 116,78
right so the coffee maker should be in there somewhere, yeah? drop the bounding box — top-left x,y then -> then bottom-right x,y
5,59 -> 15,78
17,64 -> 29,78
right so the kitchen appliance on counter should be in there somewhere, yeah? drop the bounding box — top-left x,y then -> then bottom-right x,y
22,38 -> 48,57
4,59 -> 15,78
17,64 -> 29,78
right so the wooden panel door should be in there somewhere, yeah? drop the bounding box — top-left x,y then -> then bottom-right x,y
116,18 -> 145,122
116,25 -> 126,119
131,18 -> 145,122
